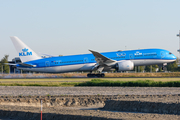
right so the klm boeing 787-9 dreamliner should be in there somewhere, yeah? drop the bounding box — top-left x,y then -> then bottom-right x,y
9,36 -> 176,77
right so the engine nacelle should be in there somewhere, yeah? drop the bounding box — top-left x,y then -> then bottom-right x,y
115,61 -> 134,71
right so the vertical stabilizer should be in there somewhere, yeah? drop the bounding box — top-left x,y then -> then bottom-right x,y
10,36 -> 41,62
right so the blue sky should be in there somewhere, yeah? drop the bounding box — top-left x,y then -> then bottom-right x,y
1,0 -> 180,60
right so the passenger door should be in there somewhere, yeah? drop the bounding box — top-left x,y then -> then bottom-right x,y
160,51 -> 165,58
84,57 -> 89,64
45,61 -> 50,67
129,54 -> 134,60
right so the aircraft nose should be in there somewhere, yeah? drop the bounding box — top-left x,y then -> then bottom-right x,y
172,54 -> 177,60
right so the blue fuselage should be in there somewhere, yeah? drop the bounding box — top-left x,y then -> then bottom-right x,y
17,48 -> 176,73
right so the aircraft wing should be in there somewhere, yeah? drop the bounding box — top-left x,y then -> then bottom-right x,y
89,50 -> 116,65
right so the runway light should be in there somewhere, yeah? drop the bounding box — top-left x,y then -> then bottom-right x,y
41,99 -> 42,120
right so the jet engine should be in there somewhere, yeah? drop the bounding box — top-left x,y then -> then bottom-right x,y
115,61 -> 134,71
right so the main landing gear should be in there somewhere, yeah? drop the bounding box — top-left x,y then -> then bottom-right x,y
87,73 -> 105,78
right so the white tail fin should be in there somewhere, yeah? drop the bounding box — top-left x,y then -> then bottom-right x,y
10,36 -> 41,62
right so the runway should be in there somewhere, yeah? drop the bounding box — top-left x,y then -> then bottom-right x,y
1,86 -> 180,96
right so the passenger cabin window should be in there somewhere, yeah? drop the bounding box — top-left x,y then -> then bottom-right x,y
59,60 -> 83,64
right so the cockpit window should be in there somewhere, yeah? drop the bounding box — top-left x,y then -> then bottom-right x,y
169,52 -> 172,55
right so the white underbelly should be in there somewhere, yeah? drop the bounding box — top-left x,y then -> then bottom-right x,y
132,59 -> 175,66
17,63 -> 95,73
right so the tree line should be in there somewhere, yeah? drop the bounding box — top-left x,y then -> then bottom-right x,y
134,59 -> 179,72
0,55 -> 10,73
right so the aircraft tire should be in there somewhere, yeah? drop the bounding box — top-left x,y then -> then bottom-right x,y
100,73 -> 105,77
96,74 -> 101,77
87,74 -> 92,77
87,73 -> 105,78
87,74 -> 95,77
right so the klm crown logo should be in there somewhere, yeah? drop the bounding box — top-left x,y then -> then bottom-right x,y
19,48 -> 32,56
22,48 -> 28,52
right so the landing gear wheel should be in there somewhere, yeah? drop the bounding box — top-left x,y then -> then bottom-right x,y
100,73 -> 105,77
87,74 -> 92,77
87,73 -> 105,78
97,74 -> 101,77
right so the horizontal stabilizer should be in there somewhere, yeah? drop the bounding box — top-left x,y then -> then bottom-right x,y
4,63 -> 17,66
4,63 -> 36,67
19,63 -> 36,67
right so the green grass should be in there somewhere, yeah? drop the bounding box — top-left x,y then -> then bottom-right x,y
75,79 -> 180,87
1,79 -> 180,87
0,82 -> 78,87
46,94 -> 51,96
1,78 -> 180,82
0,78 -> 91,82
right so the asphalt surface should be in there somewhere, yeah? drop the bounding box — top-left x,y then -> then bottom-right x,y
1,86 -> 180,96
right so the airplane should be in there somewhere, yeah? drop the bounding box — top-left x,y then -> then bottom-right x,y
9,36 -> 176,77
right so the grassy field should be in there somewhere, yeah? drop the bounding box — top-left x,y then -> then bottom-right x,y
0,82 -> 78,87
0,78 -> 91,82
76,79 -> 180,87
2,73 -> 180,87
2,72 -> 180,78
105,72 -> 180,77
1,78 -> 180,87
1,78 -> 180,82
